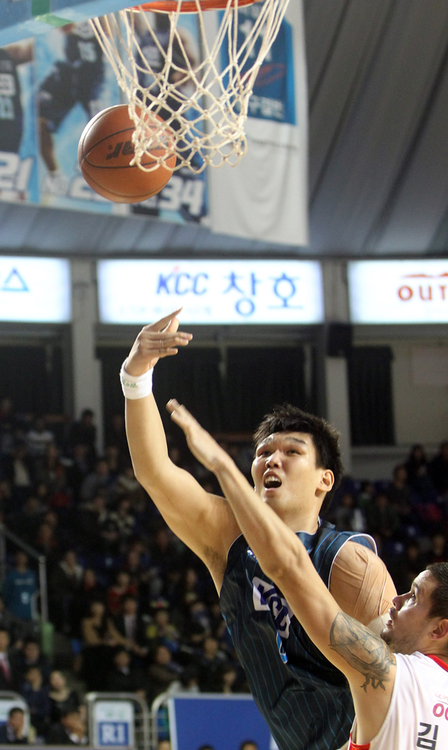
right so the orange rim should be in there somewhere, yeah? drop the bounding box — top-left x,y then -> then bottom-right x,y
136,0 -> 260,12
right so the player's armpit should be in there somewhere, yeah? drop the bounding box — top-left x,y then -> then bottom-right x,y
329,542 -> 397,628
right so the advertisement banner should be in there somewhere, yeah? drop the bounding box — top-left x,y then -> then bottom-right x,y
168,694 -> 276,750
0,256 -> 71,322
208,0 -> 308,246
348,259 -> 448,324
97,259 -> 323,325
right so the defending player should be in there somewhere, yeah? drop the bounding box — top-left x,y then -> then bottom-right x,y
167,399 -> 448,750
121,310 -> 397,750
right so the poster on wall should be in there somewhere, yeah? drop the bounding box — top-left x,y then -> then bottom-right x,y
34,20 -> 121,212
0,38 -> 39,204
130,12 -> 208,224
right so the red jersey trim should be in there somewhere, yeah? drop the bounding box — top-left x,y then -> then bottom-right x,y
348,732 -> 370,750
427,654 -> 448,672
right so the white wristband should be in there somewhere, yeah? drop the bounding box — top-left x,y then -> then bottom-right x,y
120,360 -> 153,400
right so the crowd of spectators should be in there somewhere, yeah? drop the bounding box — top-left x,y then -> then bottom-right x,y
0,394 -> 447,742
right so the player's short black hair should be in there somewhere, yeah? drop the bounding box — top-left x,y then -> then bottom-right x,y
253,404 -> 344,516
427,563 -> 448,622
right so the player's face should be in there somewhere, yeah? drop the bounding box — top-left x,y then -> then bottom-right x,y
381,571 -> 438,654
251,432 -> 333,513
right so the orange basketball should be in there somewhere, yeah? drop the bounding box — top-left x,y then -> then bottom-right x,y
78,104 -> 176,203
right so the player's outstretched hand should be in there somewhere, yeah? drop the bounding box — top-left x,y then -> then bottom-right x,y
167,399 -> 230,474
125,309 -> 193,376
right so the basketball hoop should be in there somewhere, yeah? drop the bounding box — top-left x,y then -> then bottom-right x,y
90,0 -> 291,173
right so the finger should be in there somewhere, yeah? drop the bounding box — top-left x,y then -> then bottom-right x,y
143,308 -> 183,333
166,399 -> 194,429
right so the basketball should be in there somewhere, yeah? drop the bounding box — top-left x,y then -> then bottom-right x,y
77,104 -> 176,203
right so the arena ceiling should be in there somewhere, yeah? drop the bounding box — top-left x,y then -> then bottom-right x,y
1,0 -> 448,258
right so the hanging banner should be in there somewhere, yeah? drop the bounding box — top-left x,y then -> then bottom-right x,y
130,12 -> 208,224
208,0 -> 308,246
0,39 -> 39,204
34,20 -> 120,212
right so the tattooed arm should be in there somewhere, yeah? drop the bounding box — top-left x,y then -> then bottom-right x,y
168,400 -> 397,746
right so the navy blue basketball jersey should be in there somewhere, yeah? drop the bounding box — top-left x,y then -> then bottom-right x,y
220,520 -> 376,750
0,49 -> 23,153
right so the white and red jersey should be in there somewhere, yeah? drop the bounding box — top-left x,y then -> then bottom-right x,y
348,652 -> 448,750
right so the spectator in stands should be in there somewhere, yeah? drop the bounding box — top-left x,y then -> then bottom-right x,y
9,493 -> 46,543
15,637 -> 51,685
49,550 -> 84,635
0,707 -> 28,744
146,644 -> 183,703
80,600 -> 125,691
64,408 -> 97,467
106,647 -> 146,695
0,594 -> 33,648
72,569 -> 106,635
80,458 -> 114,503
32,521 -> 60,568
26,417 -> 55,459
2,551 -> 38,622
48,671 -> 80,723
429,440 -> 448,499
104,412 -> 129,460
365,489 -> 400,544
220,663 -> 238,694
332,491 -> 365,532
107,497 -> 136,545
79,491 -> 108,551
2,442 -> 35,502
425,532 -> 448,565
112,595 -> 149,660
21,666 -> 51,739
239,742 -> 258,750
146,604 -> 180,654
46,707 -> 87,745
0,627 -> 20,690
196,636 -> 228,693
386,464 -> 414,537
113,462 -> 141,502
389,539 -> 426,594
106,571 -> 137,617
404,443 -> 429,489
65,443 -> 91,502
35,443 -> 69,499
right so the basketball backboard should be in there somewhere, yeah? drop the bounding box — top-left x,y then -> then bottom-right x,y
0,0 -> 132,46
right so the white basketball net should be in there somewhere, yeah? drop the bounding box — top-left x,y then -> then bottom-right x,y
90,0 -> 291,174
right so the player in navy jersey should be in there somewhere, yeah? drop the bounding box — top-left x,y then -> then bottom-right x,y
167,400 -> 448,750
38,21 -> 105,195
122,310 -> 396,750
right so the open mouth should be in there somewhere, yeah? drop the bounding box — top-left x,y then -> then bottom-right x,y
263,474 -> 282,489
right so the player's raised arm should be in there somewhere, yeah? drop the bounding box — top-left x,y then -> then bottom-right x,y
167,400 -> 397,744
123,311 -> 240,589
